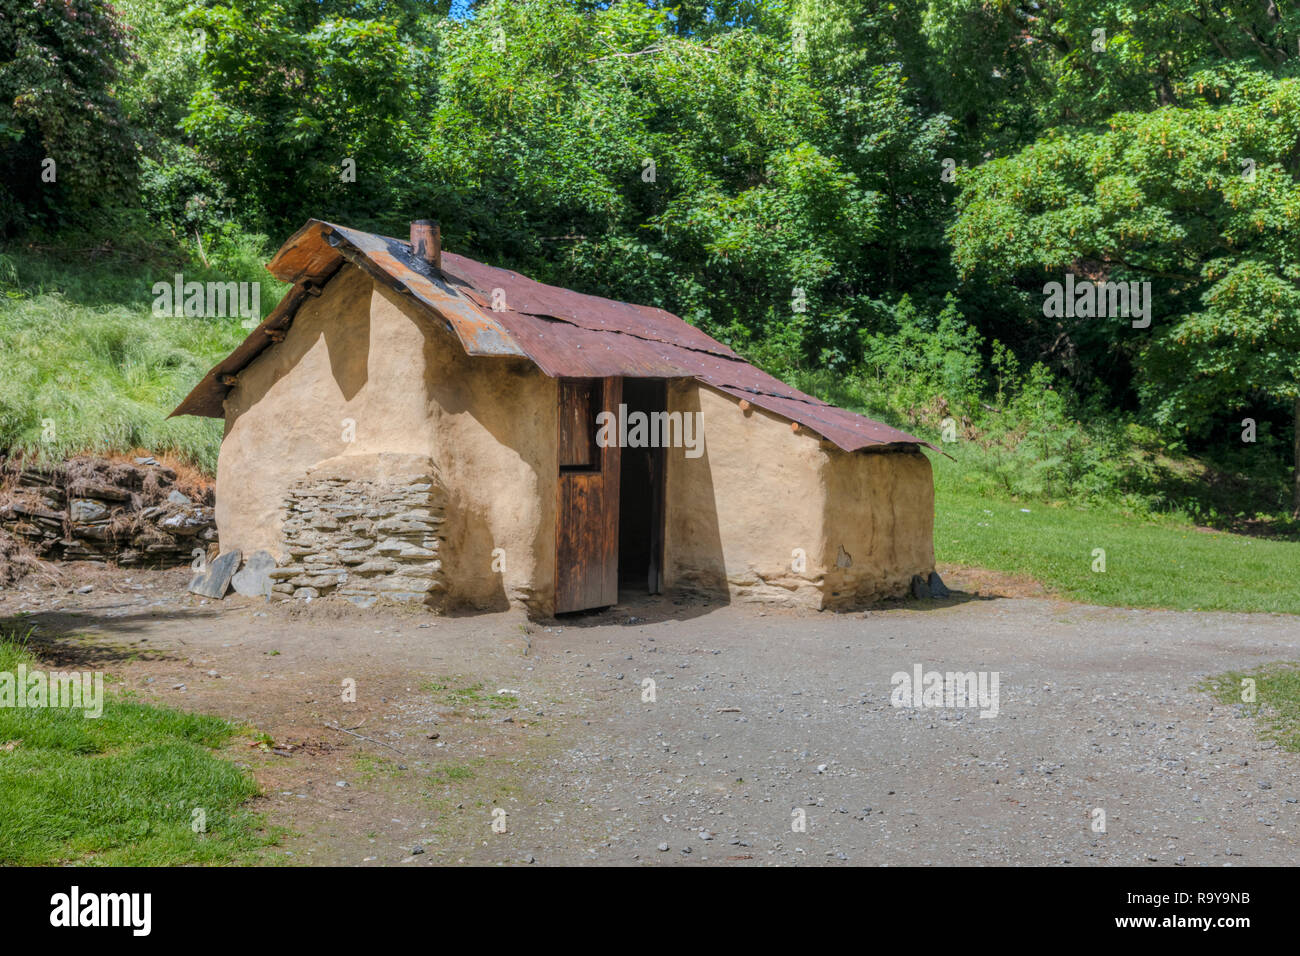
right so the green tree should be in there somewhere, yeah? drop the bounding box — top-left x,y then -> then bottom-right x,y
181,0 -> 436,231
952,78 -> 1300,511
422,0 -> 950,368
0,0 -> 136,235
920,0 -> 1300,158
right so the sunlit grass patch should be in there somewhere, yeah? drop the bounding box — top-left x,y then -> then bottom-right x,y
935,485 -> 1300,614
0,631 -> 277,865
423,676 -> 517,716
1200,663 -> 1300,752
0,242 -> 286,474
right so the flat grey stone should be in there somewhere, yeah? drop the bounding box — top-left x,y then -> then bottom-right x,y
928,571 -> 951,598
70,498 -> 108,522
167,489 -> 193,506
189,549 -> 241,599
231,549 -> 276,598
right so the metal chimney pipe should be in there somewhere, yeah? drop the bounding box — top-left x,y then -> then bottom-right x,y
410,219 -> 441,271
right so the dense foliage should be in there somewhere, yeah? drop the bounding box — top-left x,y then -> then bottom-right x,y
1,0 -> 1297,522
0,0 -> 136,234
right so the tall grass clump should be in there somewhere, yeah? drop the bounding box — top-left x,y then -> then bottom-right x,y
0,227 -> 285,473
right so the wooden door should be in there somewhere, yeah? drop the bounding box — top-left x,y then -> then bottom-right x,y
555,377 -> 620,612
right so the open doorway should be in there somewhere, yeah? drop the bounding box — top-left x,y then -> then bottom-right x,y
618,378 -> 666,595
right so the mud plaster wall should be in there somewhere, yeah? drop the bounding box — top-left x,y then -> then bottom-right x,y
217,265 -> 555,614
817,445 -> 934,609
662,381 -> 933,609
663,381 -> 827,605
403,284 -> 556,614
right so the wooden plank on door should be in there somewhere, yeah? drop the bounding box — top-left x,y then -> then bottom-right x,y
556,473 -> 596,611
558,379 -> 597,468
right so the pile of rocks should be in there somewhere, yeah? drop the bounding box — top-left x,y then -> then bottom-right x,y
269,464 -> 445,607
0,455 -> 215,568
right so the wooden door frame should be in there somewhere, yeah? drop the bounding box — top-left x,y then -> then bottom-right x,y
642,380 -> 667,594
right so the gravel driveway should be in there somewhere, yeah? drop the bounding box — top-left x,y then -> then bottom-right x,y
4,566 -> 1298,866
527,597 -> 1300,865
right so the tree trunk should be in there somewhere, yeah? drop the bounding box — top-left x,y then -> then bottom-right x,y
1294,395 -> 1300,518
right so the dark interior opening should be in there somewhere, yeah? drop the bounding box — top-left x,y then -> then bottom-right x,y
618,378 -> 666,594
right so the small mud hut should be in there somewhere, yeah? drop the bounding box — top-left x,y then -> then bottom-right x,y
172,220 -> 936,614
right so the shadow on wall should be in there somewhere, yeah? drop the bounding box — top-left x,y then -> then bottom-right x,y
326,299 -> 370,402
821,448 -> 898,608
664,382 -> 729,605
221,272 -> 371,438
438,496 -> 510,614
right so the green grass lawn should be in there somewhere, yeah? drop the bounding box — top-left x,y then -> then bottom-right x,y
935,478 -> 1300,613
1200,663 -> 1300,751
0,633 -> 277,865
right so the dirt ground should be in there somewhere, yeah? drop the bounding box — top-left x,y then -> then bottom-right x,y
2,562 -> 1298,866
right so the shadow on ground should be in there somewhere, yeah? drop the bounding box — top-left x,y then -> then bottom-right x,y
0,606 -> 208,665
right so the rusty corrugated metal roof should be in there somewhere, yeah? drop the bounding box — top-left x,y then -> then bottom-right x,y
171,219 -> 931,453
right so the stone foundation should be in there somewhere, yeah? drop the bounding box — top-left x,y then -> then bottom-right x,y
268,458 -> 445,607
